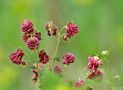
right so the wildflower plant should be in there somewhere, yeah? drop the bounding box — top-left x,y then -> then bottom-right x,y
9,19 -> 108,90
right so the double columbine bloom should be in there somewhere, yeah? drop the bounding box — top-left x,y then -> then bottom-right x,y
20,19 -> 34,34
63,53 -> 75,65
9,49 -> 25,65
65,22 -> 79,38
9,19 -> 104,89
38,50 -> 49,64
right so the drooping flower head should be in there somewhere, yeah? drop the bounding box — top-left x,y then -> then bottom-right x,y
87,56 -> 102,72
26,37 -> 40,50
45,21 -> 58,36
54,65 -> 62,73
65,22 -> 79,38
9,49 -> 25,65
87,70 -> 103,79
63,53 -> 75,65
32,69 -> 38,83
22,33 -> 31,42
20,19 -> 34,34
75,80 -> 84,88
38,50 -> 49,64
34,31 -> 41,40
63,33 -> 69,41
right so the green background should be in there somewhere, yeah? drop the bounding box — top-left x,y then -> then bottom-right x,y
0,0 -> 123,90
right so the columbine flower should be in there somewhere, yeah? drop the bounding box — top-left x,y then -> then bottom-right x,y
9,49 -> 25,65
65,22 -> 79,38
63,53 -> 75,65
87,70 -> 103,79
38,50 -> 49,64
45,21 -> 58,36
22,33 -> 31,42
95,69 -> 103,76
34,31 -> 41,40
26,37 -> 40,50
54,65 -> 62,73
20,19 -> 34,34
87,56 -> 102,72
75,80 -> 84,88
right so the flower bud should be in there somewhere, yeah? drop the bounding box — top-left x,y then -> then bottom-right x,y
75,80 -> 84,88
54,65 -> 62,73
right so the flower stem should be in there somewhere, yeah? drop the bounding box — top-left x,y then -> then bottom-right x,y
52,36 -> 61,69
52,26 -> 66,70
34,49 -> 43,88
34,49 -> 38,68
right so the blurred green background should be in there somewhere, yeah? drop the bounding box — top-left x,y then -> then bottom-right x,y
0,0 -> 123,90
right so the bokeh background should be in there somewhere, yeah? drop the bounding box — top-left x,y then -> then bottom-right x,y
0,0 -> 123,90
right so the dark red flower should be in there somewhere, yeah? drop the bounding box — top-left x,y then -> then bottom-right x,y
38,50 -> 49,64
54,65 -> 62,73
63,53 -> 75,65
65,22 -> 79,38
22,33 -> 31,42
34,31 -> 41,40
87,70 -> 103,79
9,49 -> 25,65
75,80 -> 84,88
87,56 -> 102,72
45,21 -> 58,36
26,37 -> 40,50
20,19 -> 34,34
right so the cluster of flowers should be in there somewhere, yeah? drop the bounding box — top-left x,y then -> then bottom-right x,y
87,56 -> 103,79
9,19 -> 78,83
9,19 -> 103,88
75,56 -> 103,88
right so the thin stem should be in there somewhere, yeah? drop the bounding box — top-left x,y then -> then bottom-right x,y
54,37 -> 60,59
52,36 -> 61,69
34,49 -> 42,78
34,49 -> 38,68
52,26 -> 65,70
52,36 -> 55,62
34,49 -> 43,88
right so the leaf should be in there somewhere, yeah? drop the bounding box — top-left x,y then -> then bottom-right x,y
86,87 -> 93,90
54,57 -> 61,61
